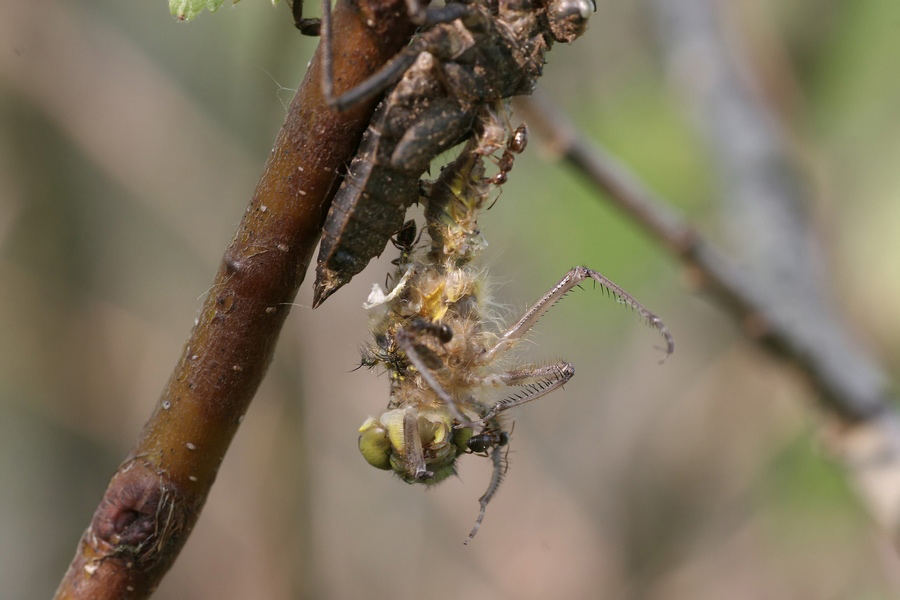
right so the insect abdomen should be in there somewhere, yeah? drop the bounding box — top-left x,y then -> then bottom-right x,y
313,98 -> 474,307
314,124 -> 419,306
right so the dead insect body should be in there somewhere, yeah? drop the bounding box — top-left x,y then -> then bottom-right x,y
357,125 -> 674,543
312,0 -> 596,307
315,53 -> 475,307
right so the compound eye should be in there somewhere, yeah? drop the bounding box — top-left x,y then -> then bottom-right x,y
452,426 -> 475,453
358,423 -> 393,470
548,0 -> 593,43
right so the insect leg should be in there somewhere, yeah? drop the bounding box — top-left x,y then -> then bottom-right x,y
326,5 -> 475,111
395,323 -> 477,428
474,362 -> 575,425
481,266 -> 675,364
289,0 -> 321,35
464,440 -> 505,544
402,406 -> 432,480
482,362 -> 575,387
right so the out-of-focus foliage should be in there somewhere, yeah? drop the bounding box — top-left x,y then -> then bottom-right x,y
171,0 -> 231,22
1,0 -> 898,598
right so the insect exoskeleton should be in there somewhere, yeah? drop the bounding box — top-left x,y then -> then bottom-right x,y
309,0 -> 598,307
353,120 -> 674,543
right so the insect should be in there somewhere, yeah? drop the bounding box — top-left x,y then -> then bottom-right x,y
287,0 -> 321,35
356,114 -> 675,543
310,0 -> 597,307
465,427 -> 510,456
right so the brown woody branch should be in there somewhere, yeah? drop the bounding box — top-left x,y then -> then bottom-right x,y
53,2 -> 415,597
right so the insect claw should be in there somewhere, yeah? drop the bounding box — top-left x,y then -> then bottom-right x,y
656,343 -> 674,364
464,505 -> 487,545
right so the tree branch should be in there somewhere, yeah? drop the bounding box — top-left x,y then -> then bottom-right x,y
53,2 -> 416,597
516,79 -> 900,545
645,0 -> 900,545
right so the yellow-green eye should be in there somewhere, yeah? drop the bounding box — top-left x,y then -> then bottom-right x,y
358,418 -> 392,470
452,426 -> 475,453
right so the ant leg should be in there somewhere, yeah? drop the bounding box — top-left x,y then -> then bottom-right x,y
328,40 -> 421,110
474,362 -> 575,425
290,0 -> 321,35
395,321 -> 476,427
481,266 -> 675,364
482,362 -> 575,387
464,440 -> 506,544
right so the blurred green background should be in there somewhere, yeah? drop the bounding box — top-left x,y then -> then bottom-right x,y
2,0 -> 899,598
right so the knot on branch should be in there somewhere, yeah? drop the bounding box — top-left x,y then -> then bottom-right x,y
91,462 -> 190,569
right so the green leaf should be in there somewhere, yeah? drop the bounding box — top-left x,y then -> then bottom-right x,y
170,0 -> 228,22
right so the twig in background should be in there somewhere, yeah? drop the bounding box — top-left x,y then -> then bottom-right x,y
515,87 -> 900,548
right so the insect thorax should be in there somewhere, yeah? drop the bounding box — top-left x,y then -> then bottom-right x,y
358,134 -> 507,484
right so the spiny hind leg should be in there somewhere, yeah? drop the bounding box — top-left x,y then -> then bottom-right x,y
480,266 -> 675,364
471,362 -> 575,426
462,363 -> 578,543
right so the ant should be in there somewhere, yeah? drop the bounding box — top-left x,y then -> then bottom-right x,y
356,119 -> 674,543
305,0 -> 596,307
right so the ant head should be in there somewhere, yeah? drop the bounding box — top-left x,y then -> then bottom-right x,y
547,0 -> 594,43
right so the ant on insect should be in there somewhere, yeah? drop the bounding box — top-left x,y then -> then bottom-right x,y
356,109 -> 674,543
304,0 -> 596,307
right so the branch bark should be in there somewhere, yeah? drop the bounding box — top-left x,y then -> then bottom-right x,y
53,2 -> 415,597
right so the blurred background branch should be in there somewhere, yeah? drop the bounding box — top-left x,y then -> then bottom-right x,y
2,0 -> 899,598
519,83 -> 900,546
645,0 -> 900,546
